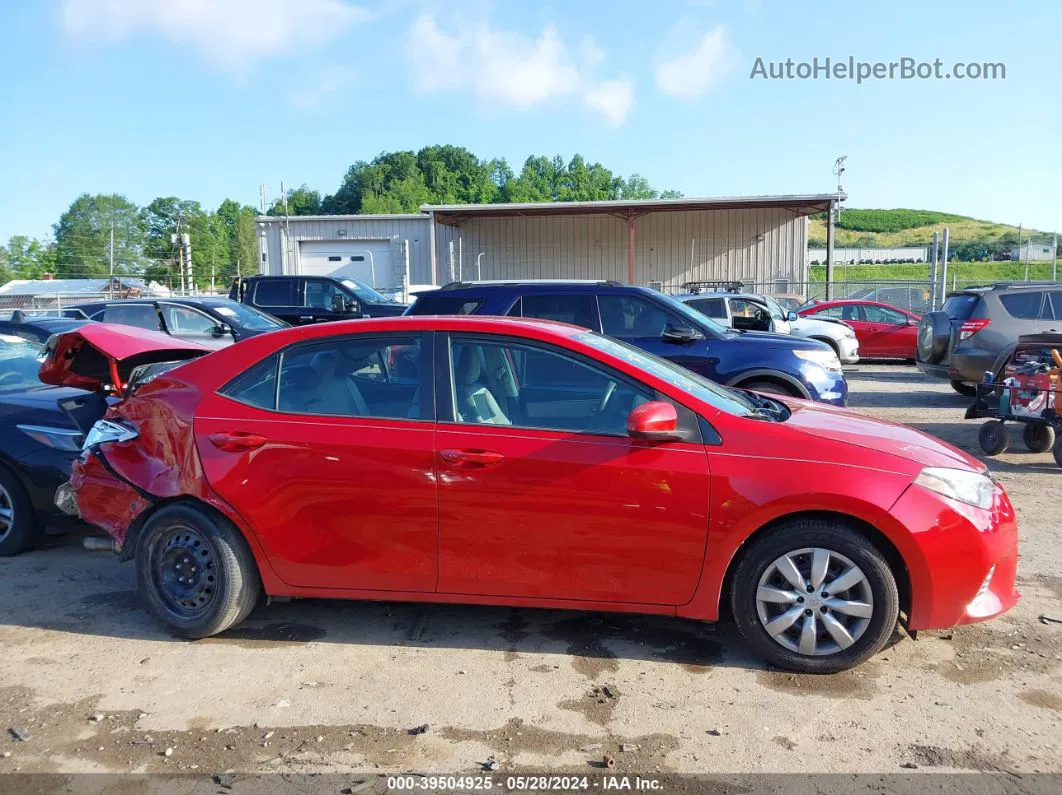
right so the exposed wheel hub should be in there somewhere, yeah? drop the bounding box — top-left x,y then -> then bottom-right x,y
155,526 -> 217,614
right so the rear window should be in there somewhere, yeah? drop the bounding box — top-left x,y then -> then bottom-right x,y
516,294 -> 596,328
408,295 -> 484,315
941,294 -> 980,320
104,304 -> 161,331
999,291 -> 1045,320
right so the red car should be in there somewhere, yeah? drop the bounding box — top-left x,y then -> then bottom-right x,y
799,300 -> 921,359
42,318 -> 1018,673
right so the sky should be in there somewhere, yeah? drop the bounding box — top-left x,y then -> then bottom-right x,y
1,0 -> 1060,242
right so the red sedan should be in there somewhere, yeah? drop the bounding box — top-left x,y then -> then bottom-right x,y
799,300 -> 921,359
43,318 -> 1018,673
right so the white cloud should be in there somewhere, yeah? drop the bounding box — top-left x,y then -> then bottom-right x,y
59,0 -> 373,71
655,25 -> 736,98
406,14 -> 633,125
583,79 -> 634,127
289,69 -> 354,110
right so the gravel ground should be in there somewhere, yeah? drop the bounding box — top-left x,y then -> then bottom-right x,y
0,363 -> 1060,777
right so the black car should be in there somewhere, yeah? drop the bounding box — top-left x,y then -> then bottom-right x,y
407,281 -> 848,405
229,275 -> 408,326
72,297 -> 286,349
0,319 -> 96,555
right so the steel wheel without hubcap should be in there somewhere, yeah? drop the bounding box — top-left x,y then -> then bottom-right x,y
152,524 -> 218,618
0,483 -> 13,543
756,547 -> 874,657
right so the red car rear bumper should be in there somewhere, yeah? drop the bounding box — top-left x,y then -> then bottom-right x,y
890,481 -> 1019,631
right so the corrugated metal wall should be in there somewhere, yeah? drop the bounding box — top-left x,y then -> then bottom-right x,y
258,216 -> 434,284
433,208 -> 808,290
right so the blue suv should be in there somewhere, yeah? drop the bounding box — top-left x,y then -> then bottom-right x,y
408,281 -> 848,406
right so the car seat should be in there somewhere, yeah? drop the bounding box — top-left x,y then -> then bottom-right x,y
455,347 -> 511,425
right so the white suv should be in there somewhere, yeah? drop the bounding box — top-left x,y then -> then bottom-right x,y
675,288 -> 859,364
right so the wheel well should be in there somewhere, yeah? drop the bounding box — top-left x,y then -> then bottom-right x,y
732,375 -> 802,398
810,336 -> 840,355
719,510 -> 912,619
119,496 -> 250,563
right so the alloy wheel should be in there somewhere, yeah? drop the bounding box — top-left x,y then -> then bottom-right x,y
0,483 -> 13,542
755,547 -> 874,657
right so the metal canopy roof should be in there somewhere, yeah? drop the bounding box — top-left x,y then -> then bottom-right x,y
424,193 -> 844,225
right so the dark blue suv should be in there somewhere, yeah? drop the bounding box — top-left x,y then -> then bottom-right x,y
408,281 -> 848,406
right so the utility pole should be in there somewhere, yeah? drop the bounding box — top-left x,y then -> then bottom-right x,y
281,181 -> 292,273
108,220 -> 115,299
940,227 -> 950,297
181,233 -> 192,294
826,155 -> 847,301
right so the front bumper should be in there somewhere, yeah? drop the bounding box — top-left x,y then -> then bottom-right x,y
805,369 -> 849,407
838,336 -> 860,365
890,480 -> 1019,631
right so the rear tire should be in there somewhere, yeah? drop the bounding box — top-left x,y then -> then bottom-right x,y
978,420 -> 1008,456
950,380 -> 977,397
0,466 -> 39,557
743,380 -> 799,399
730,520 -> 899,673
136,503 -> 261,638
1025,424 -> 1057,454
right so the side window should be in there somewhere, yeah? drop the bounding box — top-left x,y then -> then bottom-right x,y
818,304 -> 862,322
218,354 -> 279,410
518,294 -> 597,329
449,336 -> 652,436
162,305 -> 218,335
730,299 -> 770,322
277,335 -> 422,419
304,280 -> 341,310
409,295 -> 484,315
253,280 -> 296,307
104,304 -> 160,331
599,295 -> 673,339
1000,292 -> 1045,320
688,298 -> 726,319
863,305 -> 906,325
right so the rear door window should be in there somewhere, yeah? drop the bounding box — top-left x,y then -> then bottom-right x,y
516,294 -> 597,329
599,295 -> 675,338
253,279 -> 297,307
999,291 -> 1046,320
103,304 -> 161,331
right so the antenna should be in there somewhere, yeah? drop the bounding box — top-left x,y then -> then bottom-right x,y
832,155 -> 847,195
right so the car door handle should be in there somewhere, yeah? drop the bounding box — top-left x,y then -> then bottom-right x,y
439,448 -> 505,468
208,432 -> 267,452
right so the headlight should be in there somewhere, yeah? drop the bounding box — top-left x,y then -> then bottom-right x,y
914,467 -> 995,510
83,419 -> 138,450
794,348 -> 842,373
16,424 -> 84,452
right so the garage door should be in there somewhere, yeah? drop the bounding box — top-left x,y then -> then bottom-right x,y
298,240 -> 394,289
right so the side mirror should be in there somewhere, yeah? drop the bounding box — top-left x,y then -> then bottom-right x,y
330,294 -> 345,313
907,316 -> 919,326
627,401 -> 681,441
211,323 -> 231,338
661,324 -> 704,344
787,311 -> 798,322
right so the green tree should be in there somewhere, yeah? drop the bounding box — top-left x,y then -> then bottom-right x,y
53,194 -> 147,278
619,174 -> 658,200
267,184 -> 322,216
216,199 -> 259,279
3,236 -> 57,279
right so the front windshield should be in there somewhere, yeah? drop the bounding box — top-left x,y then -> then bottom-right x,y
341,278 -> 395,304
574,331 -> 756,417
213,302 -> 287,330
656,292 -> 730,336
0,334 -> 46,393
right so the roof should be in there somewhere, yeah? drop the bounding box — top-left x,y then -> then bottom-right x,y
424,193 -> 845,224
0,278 -> 161,297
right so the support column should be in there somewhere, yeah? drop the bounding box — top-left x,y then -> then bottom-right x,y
627,214 -> 636,285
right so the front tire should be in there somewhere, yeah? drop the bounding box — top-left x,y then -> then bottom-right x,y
979,420 -> 1008,456
950,380 -> 977,397
730,521 -> 899,673
743,380 -> 799,399
0,466 -> 40,557
1023,424 -> 1055,453
136,503 -> 261,638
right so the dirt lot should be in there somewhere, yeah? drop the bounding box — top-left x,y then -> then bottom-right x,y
1,364 -> 1060,777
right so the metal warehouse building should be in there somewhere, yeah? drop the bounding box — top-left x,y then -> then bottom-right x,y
257,194 -> 842,297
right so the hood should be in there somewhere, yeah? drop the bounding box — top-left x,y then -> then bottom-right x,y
722,329 -> 826,350
38,323 -> 209,396
784,400 -> 985,472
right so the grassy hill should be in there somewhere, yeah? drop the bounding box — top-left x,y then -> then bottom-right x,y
807,208 -> 1056,249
